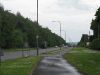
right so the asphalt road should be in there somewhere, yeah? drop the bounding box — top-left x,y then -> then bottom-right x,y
1,47 -> 63,61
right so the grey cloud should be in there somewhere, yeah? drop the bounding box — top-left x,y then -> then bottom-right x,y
0,0 -> 97,42
57,0 -> 90,11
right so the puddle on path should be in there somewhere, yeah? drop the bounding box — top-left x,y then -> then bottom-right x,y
33,56 -> 82,75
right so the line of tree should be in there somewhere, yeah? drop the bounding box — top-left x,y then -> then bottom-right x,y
90,7 -> 100,40
90,7 -> 100,50
0,4 -> 66,49
78,7 -> 100,50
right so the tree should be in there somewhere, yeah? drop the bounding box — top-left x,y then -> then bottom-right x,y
90,39 -> 100,50
90,7 -> 100,50
10,30 -> 24,48
91,7 -> 100,39
78,34 -> 88,47
0,3 -> 66,49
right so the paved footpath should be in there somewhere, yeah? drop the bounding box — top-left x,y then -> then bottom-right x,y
33,56 -> 82,75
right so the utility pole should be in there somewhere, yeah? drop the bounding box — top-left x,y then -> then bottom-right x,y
59,21 -> 62,50
88,31 -> 90,42
65,31 -> 66,43
87,31 -> 90,46
62,30 -> 66,43
0,48 -> 4,66
36,35 -> 39,56
36,0 -> 39,56
98,24 -> 100,39
37,0 -> 38,24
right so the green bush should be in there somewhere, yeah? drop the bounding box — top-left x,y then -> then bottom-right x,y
90,38 -> 100,50
77,42 -> 87,47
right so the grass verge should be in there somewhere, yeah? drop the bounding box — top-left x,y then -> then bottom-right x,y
41,49 -> 66,55
0,56 -> 42,75
4,48 -> 35,52
64,47 -> 100,75
41,49 -> 61,55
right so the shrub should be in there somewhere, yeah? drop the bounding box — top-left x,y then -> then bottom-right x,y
90,38 -> 100,50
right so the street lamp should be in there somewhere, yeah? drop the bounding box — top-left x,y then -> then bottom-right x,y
62,30 -> 67,43
0,48 -> 4,66
98,24 -> 100,39
36,0 -> 39,56
52,21 -> 62,50
37,0 -> 38,25
36,35 -> 39,56
87,31 -> 90,46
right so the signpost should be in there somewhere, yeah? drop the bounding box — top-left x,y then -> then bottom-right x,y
0,49 -> 4,56
24,42 -> 29,57
36,35 -> 39,56
0,48 -> 4,66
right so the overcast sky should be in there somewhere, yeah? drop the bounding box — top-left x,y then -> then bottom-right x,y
1,0 -> 100,42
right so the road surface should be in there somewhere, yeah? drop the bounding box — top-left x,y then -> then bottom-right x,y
1,47 -> 68,61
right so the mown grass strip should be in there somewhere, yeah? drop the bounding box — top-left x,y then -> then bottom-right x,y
41,49 -> 65,55
0,56 -> 42,75
64,47 -> 100,75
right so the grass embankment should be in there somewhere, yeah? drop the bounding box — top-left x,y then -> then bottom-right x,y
64,47 -> 100,75
0,56 -> 42,75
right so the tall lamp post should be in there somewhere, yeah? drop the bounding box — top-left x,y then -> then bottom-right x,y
36,35 -> 39,56
98,24 -> 100,39
0,48 -> 4,66
87,31 -> 90,46
52,21 -> 62,50
62,30 -> 66,43
37,0 -> 38,24
36,0 -> 39,56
